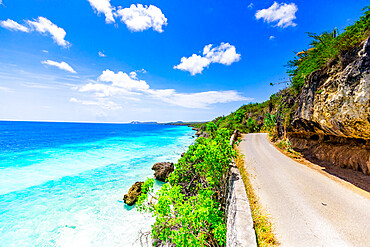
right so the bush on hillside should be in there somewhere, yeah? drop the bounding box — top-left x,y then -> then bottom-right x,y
287,6 -> 370,91
137,128 -> 236,246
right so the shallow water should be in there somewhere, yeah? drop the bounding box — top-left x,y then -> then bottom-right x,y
0,121 -> 195,246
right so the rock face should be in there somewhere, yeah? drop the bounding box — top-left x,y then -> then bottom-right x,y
287,37 -> 370,174
152,162 -> 174,182
293,37 -> 370,139
123,182 -> 143,206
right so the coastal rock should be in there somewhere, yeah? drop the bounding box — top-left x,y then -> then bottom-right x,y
123,182 -> 143,206
152,162 -> 174,182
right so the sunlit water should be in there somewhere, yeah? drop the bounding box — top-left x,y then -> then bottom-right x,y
0,121 -> 195,246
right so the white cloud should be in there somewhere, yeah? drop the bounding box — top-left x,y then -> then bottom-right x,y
98,69 -> 149,91
0,86 -> 11,92
116,4 -> 167,33
22,82 -> 54,89
70,97 -> 121,110
248,3 -> 254,8
41,60 -> 76,73
136,68 -> 147,74
77,70 -> 149,97
174,43 -> 241,75
75,69 -> 249,109
42,50 -> 48,53
148,89 -> 248,109
255,2 -> 298,28
173,54 -> 211,76
78,83 -> 134,97
269,35 -> 275,40
98,51 -> 106,57
203,43 -> 241,65
0,19 -> 30,32
27,17 -> 70,47
87,0 -> 115,24
129,71 -> 137,79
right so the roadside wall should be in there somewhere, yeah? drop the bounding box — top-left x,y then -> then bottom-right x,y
226,131 -> 257,247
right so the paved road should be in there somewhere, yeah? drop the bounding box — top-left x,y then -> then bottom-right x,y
239,133 -> 370,247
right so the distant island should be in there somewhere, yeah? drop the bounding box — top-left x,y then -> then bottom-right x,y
129,121 -> 158,124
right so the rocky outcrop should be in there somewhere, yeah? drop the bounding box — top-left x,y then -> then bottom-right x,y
293,37 -> 370,139
195,130 -> 202,136
287,37 -> 370,174
123,182 -> 143,206
152,162 -> 174,182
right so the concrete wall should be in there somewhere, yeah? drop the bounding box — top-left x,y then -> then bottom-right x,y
226,132 -> 257,247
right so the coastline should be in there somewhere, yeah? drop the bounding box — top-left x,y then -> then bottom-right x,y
0,122 -> 196,246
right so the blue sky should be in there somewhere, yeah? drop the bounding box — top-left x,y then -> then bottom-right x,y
0,0 -> 367,122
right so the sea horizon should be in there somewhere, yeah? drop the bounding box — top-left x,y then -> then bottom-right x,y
0,119 -> 198,124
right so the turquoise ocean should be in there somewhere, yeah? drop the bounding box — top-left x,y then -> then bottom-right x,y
0,121 -> 195,246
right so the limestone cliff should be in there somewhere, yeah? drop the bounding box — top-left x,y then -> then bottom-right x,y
286,37 -> 370,174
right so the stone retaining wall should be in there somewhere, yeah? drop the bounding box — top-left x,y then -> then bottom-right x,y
226,131 -> 257,247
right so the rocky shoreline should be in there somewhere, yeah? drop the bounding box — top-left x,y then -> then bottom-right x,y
123,161 -> 177,206
123,129 -> 195,206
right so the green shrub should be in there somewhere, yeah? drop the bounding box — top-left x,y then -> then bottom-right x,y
287,6 -> 370,92
233,109 -> 246,123
246,118 -> 258,133
262,112 -> 277,134
206,121 -> 218,133
138,128 -> 236,246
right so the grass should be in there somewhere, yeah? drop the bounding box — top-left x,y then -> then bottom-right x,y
234,150 -> 279,247
274,138 -> 302,160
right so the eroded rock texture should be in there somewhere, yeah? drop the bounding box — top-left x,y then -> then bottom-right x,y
152,162 -> 174,182
289,37 -> 370,174
123,182 -> 143,206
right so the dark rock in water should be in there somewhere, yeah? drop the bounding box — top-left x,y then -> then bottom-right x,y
123,182 -> 143,206
181,152 -> 185,157
152,162 -> 174,182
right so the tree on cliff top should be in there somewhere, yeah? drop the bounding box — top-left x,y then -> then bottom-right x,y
287,6 -> 370,91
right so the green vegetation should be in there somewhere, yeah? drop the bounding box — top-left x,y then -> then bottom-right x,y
275,139 -> 302,159
275,139 -> 293,153
200,93 -> 282,135
287,6 -> 370,91
261,113 -> 277,134
246,118 -> 258,133
137,127 -> 236,246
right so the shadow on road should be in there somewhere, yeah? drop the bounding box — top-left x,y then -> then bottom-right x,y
301,151 -> 370,193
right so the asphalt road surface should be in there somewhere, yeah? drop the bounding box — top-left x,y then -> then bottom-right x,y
239,133 -> 370,247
